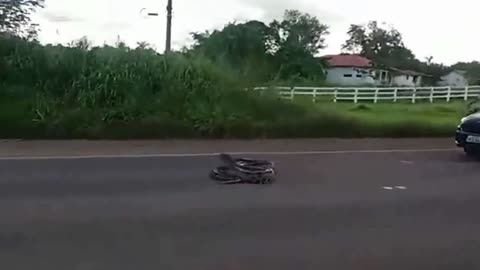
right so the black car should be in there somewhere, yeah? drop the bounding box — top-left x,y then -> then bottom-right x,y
456,112 -> 480,155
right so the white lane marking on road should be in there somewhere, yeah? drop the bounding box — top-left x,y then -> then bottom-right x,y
400,160 -> 414,164
0,148 -> 459,161
382,186 -> 408,190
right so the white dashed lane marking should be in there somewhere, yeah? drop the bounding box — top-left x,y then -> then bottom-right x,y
400,160 -> 414,165
383,186 -> 408,190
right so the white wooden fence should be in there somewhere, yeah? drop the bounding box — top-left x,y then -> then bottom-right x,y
254,86 -> 480,103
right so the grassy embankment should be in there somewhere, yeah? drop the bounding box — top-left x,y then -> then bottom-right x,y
0,36 -> 467,139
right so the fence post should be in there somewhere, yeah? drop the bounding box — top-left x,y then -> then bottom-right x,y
393,88 -> 398,102
447,87 -> 451,102
430,87 -> 434,103
374,88 -> 379,103
354,88 -> 359,103
313,88 -> 317,103
464,86 -> 469,101
333,88 -> 338,102
412,88 -> 416,104
290,87 -> 295,100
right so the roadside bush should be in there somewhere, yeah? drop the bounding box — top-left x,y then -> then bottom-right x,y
0,36 -> 312,138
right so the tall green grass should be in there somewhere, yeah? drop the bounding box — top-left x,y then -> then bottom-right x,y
0,35 -> 313,138
0,35 -> 467,139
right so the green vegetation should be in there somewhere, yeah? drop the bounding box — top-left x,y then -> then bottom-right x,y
0,35 -> 306,138
187,10 -> 330,86
294,100 -> 464,137
0,2 -> 473,139
0,34 -> 465,139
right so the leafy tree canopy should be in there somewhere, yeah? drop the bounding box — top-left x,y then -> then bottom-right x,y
188,9 -> 330,84
342,21 -> 452,83
0,0 -> 44,39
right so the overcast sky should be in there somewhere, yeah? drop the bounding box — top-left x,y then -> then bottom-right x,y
33,0 -> 478,65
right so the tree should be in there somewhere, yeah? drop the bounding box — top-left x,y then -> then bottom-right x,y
136,41 -> 151,50
187,10 -> 329,83
425,56 -> 434,65
189,20 -> 274,82
451,61 -> 480,84
266,10 -> 329,81
268,10 -> 330,55
417,61 -> 451,85
342,21 -> 453,85
191,20 -> 270,62
0,0 -> 44,37
341,24 -> 367,54
114,35 -> 128,50
342,21 -> 415,69
68,36 -> 92,50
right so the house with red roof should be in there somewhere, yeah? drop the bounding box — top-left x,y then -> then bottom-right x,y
320,54 -> 376,86
321,53 -> 427,87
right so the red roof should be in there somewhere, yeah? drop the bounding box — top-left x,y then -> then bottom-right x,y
321,54 -> 372,68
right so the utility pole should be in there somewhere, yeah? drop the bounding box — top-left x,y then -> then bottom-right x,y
165,0 -> 172,53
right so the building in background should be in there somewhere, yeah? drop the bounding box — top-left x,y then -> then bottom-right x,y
438,70 -> 469,87
388,67 -> 426,87
321,54 -> 376,86
321,53 -> 428,87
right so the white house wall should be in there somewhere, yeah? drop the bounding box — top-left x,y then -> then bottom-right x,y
326,67 -> 375,86
391,75 -> 422,87
438,72 -> 468,87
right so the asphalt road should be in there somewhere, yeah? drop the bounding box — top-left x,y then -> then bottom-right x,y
1,140 -> 480,269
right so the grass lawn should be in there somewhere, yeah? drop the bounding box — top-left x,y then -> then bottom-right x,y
293,96 -> 466,122
318,101 -> 464,124
286,97 -> 469,137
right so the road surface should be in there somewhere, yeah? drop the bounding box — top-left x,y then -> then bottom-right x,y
1,139 -> 480,269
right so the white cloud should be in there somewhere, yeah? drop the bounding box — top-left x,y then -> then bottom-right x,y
31,0 -> 480,65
